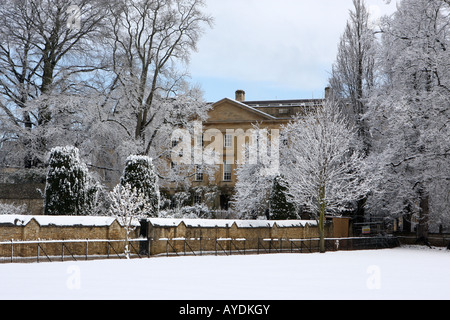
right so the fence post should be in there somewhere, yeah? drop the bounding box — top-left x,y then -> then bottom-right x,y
147,236 -> 152,258
37,239 -> 40,263
10,239 -> 13,263
85,239 -> 89,261
166,240 -> 169,257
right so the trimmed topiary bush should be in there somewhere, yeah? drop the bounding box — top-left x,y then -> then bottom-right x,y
120,155 -> 160,217
44,146 -> 97,215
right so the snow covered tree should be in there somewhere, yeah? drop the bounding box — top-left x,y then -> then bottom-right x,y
233,161 -> 274,219
329,0 -> 377,154
282,101 -> 373,252
109,183 -> 147,259
65,0 -> 215,189
0,0 -> 213,191
44,146 -> 98,216
101,0 -> 213,155
0,203 -> 27,215
268,175 -> 297,220
120,155 -> 160,217
0,0 -> 108,168
232,127 -> 281,219
364,0 -> 450,238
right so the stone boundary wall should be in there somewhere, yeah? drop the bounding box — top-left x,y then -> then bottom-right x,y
0,216 -> 351,258
145,217 -> 350,256
0,215 -> 140,257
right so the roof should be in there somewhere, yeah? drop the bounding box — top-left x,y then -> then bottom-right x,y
210,98 -> 278,120
244,98 -> 324,108
206,97 -> 324,121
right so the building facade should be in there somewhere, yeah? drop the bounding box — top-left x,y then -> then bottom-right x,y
167,90 -> 325,211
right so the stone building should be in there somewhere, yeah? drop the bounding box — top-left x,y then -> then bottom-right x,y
166,89 -> 325,210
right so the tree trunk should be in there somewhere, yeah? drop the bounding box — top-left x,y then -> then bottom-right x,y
319,185 -> 326,253
417,188 -> 430,244
319,207 -> 325,253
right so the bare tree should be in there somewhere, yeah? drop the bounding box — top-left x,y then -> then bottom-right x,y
103,0 -> 213,155
329,0 -> 376,154
0,0 -> 108,167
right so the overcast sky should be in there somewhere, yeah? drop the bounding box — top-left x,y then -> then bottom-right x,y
188,0 -> 398,102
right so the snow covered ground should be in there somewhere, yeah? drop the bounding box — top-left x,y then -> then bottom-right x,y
0,246 -> 449,300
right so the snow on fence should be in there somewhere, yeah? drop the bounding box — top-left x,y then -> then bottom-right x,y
2,216 -> 395,264
0,238 -> 148,263
0,235 -> 400,263
149,235 -> 400,257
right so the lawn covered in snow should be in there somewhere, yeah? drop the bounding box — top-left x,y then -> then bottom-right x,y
0,246 -> 449,300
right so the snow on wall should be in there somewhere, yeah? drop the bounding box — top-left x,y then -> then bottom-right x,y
0,215 -> 140,227
0,216 -> 317,229
147,218 -> 318,228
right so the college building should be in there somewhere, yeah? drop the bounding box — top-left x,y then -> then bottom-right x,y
165,89 -> 326,211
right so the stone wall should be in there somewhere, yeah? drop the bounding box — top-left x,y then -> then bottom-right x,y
144,218 -> 350,256
0,215 -> 139,241
0,215 -> 140,258
0,216 -> 352,258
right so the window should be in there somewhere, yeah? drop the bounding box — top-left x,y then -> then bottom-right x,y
195,165 -> 203,181
171,139 -> 183,157
223,162 -> 232,181
224,134 -> 233,148
194,194 -> 202,204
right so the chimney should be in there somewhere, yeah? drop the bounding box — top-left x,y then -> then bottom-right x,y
325,87 -> 333,100
235,90 -> 245,102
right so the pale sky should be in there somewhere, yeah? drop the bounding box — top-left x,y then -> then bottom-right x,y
188,0 -> 398,102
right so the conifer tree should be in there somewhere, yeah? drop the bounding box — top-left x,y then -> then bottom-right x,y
44,146 -> 97,215
269,176 -> 297,220
120,155 -> 160,217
